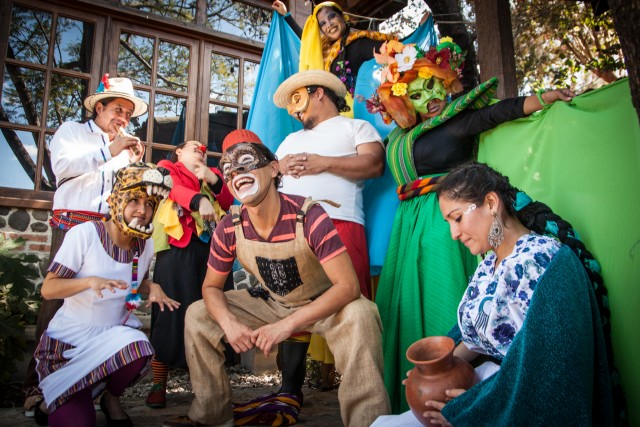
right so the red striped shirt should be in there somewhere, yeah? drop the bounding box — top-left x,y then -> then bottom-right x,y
208,193 -> 345,275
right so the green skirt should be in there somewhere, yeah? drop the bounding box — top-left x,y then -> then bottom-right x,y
375,191 -> 478,413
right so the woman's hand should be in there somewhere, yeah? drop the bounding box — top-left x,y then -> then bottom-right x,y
199,197 -> 218,222
87,276 -> 128,298
423,389 -> 466,427
272,1 -> 287,16
541,88 -> 575,105
145,282 -> 181,312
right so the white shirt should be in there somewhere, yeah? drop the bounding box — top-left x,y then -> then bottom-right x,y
51,120 -> 130,213
276,115 -> 382,225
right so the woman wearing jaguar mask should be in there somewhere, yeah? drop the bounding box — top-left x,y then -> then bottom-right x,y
369,37 -> 574,412
33,163 -> 179,427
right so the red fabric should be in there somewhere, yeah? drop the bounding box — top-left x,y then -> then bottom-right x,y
331,219 -> 371,300
157,159 -> 233,248
222,129 -> 262,153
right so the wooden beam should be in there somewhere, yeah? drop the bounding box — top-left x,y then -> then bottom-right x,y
475,0 -> 518,98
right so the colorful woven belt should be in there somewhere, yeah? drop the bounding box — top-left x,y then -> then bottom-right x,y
397,174 -> 446,201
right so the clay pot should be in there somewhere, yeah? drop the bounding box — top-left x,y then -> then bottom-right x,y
405,336 -> 478,426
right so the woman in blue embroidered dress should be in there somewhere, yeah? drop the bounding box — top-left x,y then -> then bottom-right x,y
34,163 -> 180,427
432,162 -> 619,425
371,161 -> 618,426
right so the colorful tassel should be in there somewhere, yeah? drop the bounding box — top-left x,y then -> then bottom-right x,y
125,251 -> 141,311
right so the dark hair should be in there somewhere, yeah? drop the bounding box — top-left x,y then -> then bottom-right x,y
308,85 -> 350,113
171,141 -> 188,163
91,97 -> 118,119
437,161 -> 626,421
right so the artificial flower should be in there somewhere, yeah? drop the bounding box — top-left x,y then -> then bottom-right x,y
425,47 -> 451,69
440,36 -> 453,44
380,62 -> 400,84
396,45 -> 419,72
386,39 -> 405,55
418,68 -> 434,80
391,82 -> 408,96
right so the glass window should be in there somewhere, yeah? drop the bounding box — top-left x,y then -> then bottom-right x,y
243,60 -> 260,106
157,41 -> 190,92
118,0 -> 196,24
130,89 -> 150,140
207,104 -> 237,152
154,93 -> 186,145
118,32 -> 155,86
210,53 -> 239,103
8,6 -> 51,65
54,16 -> 94,72
46,74 -> 89,129
206,1 -> 271,43
42,134 -> 56,191
1,65 -> 45,126
0,129 -> 39,190
151,147 -> 175,165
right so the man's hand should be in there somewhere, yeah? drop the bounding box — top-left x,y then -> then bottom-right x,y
280,152 -> 326,178
221,320 -> 257,353
251,319 -> 295,356
109,134 -> 142,158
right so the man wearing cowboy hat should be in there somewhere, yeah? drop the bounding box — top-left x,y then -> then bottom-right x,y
163,130 -> 389,427
22,74 -> 148,417
269,68 -> 384,403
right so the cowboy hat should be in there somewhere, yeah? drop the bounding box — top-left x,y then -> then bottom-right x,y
274,70 -> 347,109
84,75 -> 148,117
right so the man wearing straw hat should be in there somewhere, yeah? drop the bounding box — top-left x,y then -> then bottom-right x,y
22,74 -> 148,417
268,69 -> 384,410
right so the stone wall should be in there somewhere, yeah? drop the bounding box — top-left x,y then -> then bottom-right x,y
0,207 -> 52,283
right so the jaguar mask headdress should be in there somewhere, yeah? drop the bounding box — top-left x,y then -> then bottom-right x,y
108,162 -> 173,239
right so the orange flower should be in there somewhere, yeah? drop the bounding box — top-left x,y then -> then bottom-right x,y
386,39 -> 405,55
380,62 -> 400,84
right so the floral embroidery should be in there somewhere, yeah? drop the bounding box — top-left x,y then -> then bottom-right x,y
458,233 -> 561,359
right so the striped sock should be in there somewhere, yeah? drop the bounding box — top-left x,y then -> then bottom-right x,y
151,359 -> 169,385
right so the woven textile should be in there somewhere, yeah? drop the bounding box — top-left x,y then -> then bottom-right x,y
386,78 -> 498,186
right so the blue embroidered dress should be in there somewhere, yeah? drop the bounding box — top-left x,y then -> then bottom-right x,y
458,233 -> 561,359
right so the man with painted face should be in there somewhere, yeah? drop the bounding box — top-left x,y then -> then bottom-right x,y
163,130 -> 389,427
23,74 -> 148,417
369,38 -> 574,413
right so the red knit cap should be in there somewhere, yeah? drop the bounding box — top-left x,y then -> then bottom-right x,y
221,129 -> 263,153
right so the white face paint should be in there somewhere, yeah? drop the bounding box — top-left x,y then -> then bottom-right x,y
231,172 -> 260,201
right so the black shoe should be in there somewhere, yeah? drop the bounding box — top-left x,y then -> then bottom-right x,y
34,400 -> 48,426
100,393 -> 133,427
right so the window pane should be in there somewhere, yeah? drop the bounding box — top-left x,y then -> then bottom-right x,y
8,6 -> 51,65
207,1 -> 270,43
154,93 -> 186,145
118,32 -> 154,86
118,0 -> 196,24
151,147 -> 175,165
157,41 -> 190,92
130,89 -> 150,141
1,65 -> 45,126
210,53 -> 239,103
207,103 -> 237,152
54,16 -> 94,72
0,128 -> 39,190
243,60 -> 260,105
46,74 -> 89,129
42,133 -> 56,191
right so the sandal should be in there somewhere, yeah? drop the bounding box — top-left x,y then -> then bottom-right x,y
23,385 -> 42,417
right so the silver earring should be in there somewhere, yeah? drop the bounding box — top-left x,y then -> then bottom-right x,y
488,213 -> 504,249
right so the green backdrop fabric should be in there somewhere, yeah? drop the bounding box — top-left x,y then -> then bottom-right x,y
478,78 -> 639,425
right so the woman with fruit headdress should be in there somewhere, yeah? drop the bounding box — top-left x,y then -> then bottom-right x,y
369,37 -> 574,412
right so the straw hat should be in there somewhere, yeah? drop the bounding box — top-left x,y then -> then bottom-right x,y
84,75 -> 148,117
274,70 -> 347,109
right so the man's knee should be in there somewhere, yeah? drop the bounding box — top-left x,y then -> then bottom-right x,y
185,300 -> 215,335
339,297 -> 381,327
